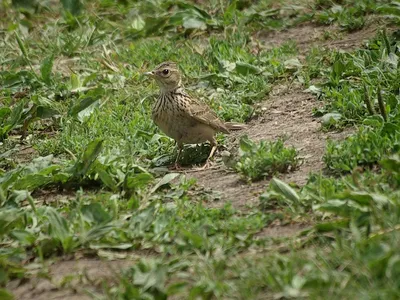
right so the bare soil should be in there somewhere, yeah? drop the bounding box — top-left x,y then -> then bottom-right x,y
185,17 -> 390,212
258,17 -> 390,53
188,83 -> 351,209
9,258 -> 136,300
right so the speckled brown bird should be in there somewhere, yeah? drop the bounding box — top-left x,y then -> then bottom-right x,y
145,61 -> 246,170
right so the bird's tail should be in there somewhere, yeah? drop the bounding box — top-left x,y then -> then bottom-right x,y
224,122 -> 248,131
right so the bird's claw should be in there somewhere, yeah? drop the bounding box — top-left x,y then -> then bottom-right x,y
168,162 -> 183,171
193,159 -> 214,171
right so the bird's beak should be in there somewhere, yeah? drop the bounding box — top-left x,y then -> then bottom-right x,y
144,71 -> 154,77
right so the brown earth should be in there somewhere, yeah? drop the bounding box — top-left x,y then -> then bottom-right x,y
9,258 -> 137,300
188,84 -> 351,209
258,17 -> 390,53
185,17 -> 389,211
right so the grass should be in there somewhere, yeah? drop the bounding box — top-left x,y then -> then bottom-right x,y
1,0 -> 400,299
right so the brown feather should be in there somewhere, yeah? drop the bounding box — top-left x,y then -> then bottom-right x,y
186,97 -> 230,134
224,122 -> 248,131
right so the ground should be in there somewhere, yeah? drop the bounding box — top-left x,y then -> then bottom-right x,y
189,20 -> 388,208
2,1 -> 399,299
9,20 -> 382,300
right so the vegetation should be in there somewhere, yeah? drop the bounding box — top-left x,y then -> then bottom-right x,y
1,0 -> 400,299
235,136 -> 299,181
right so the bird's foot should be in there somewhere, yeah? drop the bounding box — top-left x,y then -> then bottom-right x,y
192,159 -> 215,171
168,162 -> 183,171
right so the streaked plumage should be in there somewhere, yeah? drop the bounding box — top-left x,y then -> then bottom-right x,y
145,61 -> 246,169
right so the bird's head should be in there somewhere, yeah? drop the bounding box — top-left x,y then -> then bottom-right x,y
144,61 -> 181,92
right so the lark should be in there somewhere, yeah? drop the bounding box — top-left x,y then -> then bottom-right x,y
145,61 -> 246,170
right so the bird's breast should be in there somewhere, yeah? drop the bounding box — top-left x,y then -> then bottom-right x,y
151,95 -> 215,144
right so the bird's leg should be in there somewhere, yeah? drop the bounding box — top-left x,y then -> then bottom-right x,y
195,139 -> 218,171
169,142 -> 183,170
207,144 -> 218,160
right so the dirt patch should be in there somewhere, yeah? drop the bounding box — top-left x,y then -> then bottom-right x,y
8,258 -> 138,300
188,83 -> 351,209
255,222 -> 309,239
257,17 -> 390,53
186,19 -> 388,210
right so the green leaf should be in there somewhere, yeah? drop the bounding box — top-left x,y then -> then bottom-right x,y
238,135 -> 254,153
47,208 -> 69,241
314,220 -> 349,232
181,229 -> 205,249
0,289 -> 14,300
126,173 -> 154,190
1,102 -> 24,140
0,208 -> 22,236
337,191 -> 390,207
15,32 -> 28,59
70,73 -> 80,90
46,207 -> 73,252
60,0 -> 82,16
332,57 -> 346,78
91,243 -> 133,250
81,203 -> 111,224
270,178 -> 300,204
183,18 -> 206,30
73,138 -> 104,176
132,260 -> 167,292
36,106 -> 59,119
167,282 -> 187,296
40,54 -> 54,85
13,174 -> 53,190
321,113 -> 342,126
380,154 -> 400,172
8,102 -> 24,127
150,173 -> 179,193
96,167 -> 117,191
381,122 -> 400,136
81,224 -> 115,244
11,0 -> 37,9
235,62 -> 262,75
77,100 -> 99,123
0,107 -> 11,123
9,190 -> 31,204
176,1 -> 211,19
68,87 -> 104,117
284,58 -> 302,70
314,199 -> 370,216
131,15 -> 145,31
336,191 -> 373,205
25,155 -> 54,173
0,169 -> 23,191
10,229 -> 36,245
378,5 -> 400,18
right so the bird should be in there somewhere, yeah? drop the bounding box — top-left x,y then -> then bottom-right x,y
144,61 -> 247,170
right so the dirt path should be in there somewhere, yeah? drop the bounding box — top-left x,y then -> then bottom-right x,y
9,258 -> 135,300
187,19 -> 388,209
189,84 -> 350,208
259,17 -> 389,52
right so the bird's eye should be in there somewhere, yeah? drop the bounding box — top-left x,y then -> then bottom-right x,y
162,69 -> 169,75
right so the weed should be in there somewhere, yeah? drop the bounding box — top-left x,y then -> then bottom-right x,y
324,123 -> 400,173
234,136 -> 299,181
312,0 -> 385,32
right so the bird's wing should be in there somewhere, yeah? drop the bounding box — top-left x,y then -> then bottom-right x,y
186,96 -> 229,134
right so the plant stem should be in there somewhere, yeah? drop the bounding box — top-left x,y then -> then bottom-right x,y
381,29 -> 391,55
377,87 -> 387,121
363,84 -> 375,115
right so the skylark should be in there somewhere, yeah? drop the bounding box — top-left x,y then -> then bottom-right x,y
145,61 -> 246,170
